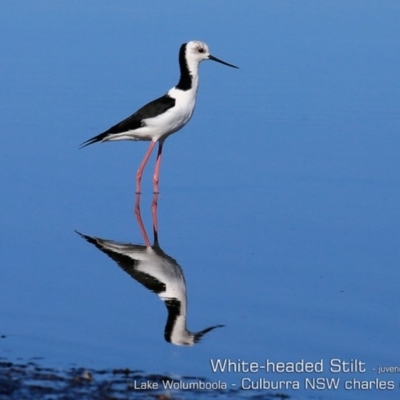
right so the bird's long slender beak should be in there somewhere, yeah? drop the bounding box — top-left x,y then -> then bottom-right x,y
209,54 -> 239,69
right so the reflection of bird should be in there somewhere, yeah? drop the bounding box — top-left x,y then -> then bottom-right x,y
80,41 -> 238,194
76,231 -> 224,346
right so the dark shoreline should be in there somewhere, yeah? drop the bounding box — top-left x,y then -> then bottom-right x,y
0,358 -> 290,400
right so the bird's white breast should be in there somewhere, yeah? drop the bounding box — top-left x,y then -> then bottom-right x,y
142,87 -> 197,141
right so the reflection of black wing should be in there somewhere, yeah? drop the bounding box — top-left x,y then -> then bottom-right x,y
76,231 -> 166,294
126,269 -> 166,294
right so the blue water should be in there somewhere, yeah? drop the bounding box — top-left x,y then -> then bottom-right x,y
1,2 -> 400,399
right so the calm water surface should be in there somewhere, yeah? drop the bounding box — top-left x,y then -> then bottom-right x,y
1,3 -> 400,400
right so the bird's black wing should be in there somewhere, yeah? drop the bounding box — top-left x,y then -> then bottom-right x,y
80,94 -> 176,148
131,94 -> 176,122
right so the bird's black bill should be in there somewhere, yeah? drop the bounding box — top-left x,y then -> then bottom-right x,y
209,54 -> 239,69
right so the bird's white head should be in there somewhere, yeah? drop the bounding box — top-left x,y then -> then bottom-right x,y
184,40 -> 238,69
174,41 -> 238,92
185,41 -> 211,63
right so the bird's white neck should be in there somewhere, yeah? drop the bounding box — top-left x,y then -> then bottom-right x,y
186,60 -> 200,93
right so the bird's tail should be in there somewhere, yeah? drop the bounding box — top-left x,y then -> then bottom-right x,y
79,132 -> 109,149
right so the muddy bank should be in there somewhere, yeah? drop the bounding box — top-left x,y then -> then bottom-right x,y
0,359 -> 290,400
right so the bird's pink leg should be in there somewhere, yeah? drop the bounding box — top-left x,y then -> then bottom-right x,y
153,142 -> 164,193
151,193 -> 159,236
136,140 -> 157,194
134,193 -> 151,247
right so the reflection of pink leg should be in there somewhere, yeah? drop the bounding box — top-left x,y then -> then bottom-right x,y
136,141 -> 157,194
151,193 -> 159,236
153,142 -> 164,193
134,193 -> 151,247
